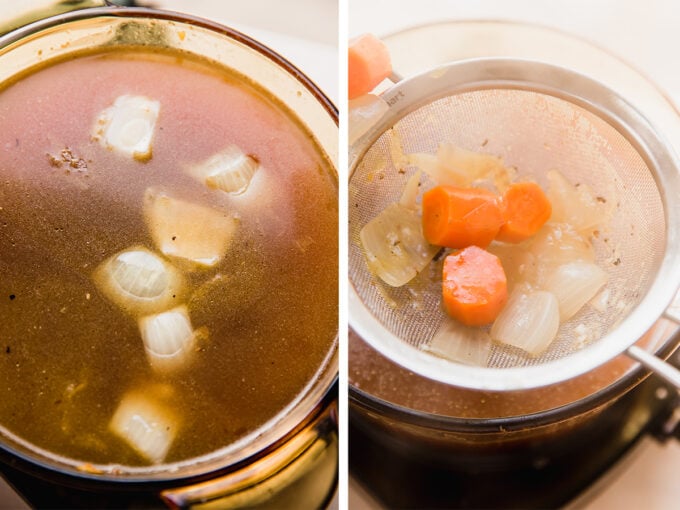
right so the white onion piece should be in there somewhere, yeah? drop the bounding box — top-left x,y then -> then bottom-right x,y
349,94 -> 389,145
491,289 -> 560,356
139,306 -> 195,371
423,319 -> 491,366
399,171 -> 421,210
110,251 -> 168,299
387,128 -> 408,172
547,170 -> 609,234
94,246 -> 184,316
144,189 -> 238,268
407,144 -> 514,191
360,202 -> 439,287
544,261 -> 608,321
92,95 -> 160,161
189,145 -> 259,195
489,223 -> 596,290
109,392 -> 177,464
590,288 -> 610,313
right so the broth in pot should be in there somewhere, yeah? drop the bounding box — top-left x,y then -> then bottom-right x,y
0,18 -> 338,475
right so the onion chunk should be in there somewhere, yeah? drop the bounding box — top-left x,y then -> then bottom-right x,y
109,392 -> 177,464
544,260 -> 608,321
547,169 -> 609,235
491,288 -> 560,356
189,145 -> 259,195
360,202 -> 439,287
423,318 -> 491,366
93,246 -> 184,316
408,143 -> 515,192
144,189 -> 238,268
92,95 -> 160,161
139,306 -> 196,371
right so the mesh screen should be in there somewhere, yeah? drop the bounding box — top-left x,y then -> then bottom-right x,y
349,89 -> 665,369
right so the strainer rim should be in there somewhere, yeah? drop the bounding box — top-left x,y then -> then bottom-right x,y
349,57 -> 680,391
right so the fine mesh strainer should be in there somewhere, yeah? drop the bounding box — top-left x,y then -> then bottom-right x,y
349,57 -> 680,391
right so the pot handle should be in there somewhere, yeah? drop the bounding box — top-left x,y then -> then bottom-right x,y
160,402 -> 338,510
626,345 -> 680,389
625,290 -> 680,389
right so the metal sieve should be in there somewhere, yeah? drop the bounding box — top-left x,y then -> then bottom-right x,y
349,57 -> 680,391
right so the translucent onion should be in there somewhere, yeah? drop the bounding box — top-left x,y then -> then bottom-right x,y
359,202 -> 439,287
92,95 -> 160,161
488,222 -> 596,291
547,169 -> 609,234
544,260 -> 608,321
109,392 -> 177,464
387,128 -> 408,172
399,171 -> 422,210
139,306 -> 195,371
189,145 -> 259,195
93,246 -> 184,316
423,318 -> 491,366
144,189 -> 238,268
590,288 -> 610,313
349,94 -> 389,145
491,288 -> 560,356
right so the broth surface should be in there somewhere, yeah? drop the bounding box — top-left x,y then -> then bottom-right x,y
0,51 -> 337,467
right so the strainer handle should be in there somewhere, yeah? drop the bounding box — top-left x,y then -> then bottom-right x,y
626,345 -> 680,389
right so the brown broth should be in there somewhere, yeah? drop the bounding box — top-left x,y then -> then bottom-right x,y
0,51 -> 337,466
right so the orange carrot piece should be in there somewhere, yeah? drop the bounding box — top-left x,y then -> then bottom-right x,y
442,246 -> 508,326
422,185 -> 504,249
496,182 -> 552,243
348,33 -> 392,99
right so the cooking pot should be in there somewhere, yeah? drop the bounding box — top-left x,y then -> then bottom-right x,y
0,2 -> 338,508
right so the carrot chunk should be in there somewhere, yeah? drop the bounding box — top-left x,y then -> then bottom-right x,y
422,185 -> 503,249
497,182 -> 552,243
442,246 -> 508,326
348,33 -> 392,99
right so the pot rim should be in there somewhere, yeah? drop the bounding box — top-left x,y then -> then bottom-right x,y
349,328 -> 679,433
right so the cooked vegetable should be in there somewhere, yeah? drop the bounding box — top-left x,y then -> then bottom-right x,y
139,306 -> 195,371
547,169 -> 608,234
399,171 -> 422,210
144,189 -> 238,268
544,260 -> 608,320
109,391 -> 177,464
422,185 -> 503,248
360,202 -> 439,287
348,33 -> 392,99
491,288 -> 560,356
92,94 -> 160,161
189,145 -> 259,195
423,318 -> 492,366
488,222 -> 595,290
441,246 -> 508,326
93,246 -> 184,316
408,144 -> 515,191
496,182 -> 552,243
